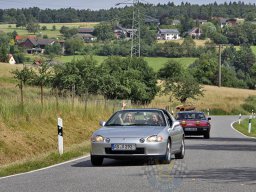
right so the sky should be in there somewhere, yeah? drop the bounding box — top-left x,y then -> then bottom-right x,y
0,0 -> 255,10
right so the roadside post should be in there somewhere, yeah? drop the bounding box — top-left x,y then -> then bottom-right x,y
207,108 -> 209,116
58,117 -> 63,155
248,115 -> 252,134
238,114 -> 241,124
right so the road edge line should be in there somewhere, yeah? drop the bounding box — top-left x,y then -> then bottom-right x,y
231,120 -> 256,139
0,155 -> 90,180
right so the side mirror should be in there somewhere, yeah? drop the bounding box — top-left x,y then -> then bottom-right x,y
208,117 -> 211,121
99,121 -> 106,126
172,121 -> 180,129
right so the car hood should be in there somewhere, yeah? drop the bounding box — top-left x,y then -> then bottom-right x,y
94,126 -> 163,138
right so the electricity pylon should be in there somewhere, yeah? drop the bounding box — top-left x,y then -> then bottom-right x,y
131,0 -> 141,57
116,0 -> 141,57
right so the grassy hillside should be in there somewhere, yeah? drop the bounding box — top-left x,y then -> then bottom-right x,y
152,85 -> 256,114
1,62 -> 256,169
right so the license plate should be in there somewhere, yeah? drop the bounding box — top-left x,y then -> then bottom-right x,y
185,128 -> 197,131
111,144 -> 136,151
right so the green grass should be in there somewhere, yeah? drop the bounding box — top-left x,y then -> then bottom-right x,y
144,57 -> 197,71
0,22 -> 98,38
233,118 -> 256,138
0,142 -> 90,177
57,55 -> 197,71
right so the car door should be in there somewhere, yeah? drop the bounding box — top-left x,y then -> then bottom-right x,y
163,112 -> 179,151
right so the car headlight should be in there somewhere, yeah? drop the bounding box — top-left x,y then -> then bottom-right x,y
91,135 -> 104,142
147,135 -> 163,142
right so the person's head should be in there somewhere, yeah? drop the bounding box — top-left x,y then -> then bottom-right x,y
125,113 -> 134,123
151,114 -> 159,123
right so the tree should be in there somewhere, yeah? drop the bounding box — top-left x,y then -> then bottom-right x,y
44,43 -> 62,56
189,52 -> 218,85
31,63 -> 52,106
51,56 -> 100,96
11,66 -> 35,107
93,22 -> 114,41
211,32 -> 228,44
181,36 -> 196,57
64,37 -> 84,55
201,22 -> 216,38
0,34 -> 10,62
26,22 -> 40,34
158,60 -> 204,103
16,13 -> 27,28
233,44 -> 256,74
170,73 -> 204,103
60,26 -> 78,38
99,56 -> 158,104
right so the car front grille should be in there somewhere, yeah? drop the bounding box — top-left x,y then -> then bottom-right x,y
105,148 -> 145,154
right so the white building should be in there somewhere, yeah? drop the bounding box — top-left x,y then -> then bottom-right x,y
157,29 -> 180,40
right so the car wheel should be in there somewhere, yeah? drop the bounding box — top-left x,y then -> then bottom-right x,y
204,131 -> 210,139
91,155 -> 104,166
175,137 -> 185,159
161,140 -> 172,164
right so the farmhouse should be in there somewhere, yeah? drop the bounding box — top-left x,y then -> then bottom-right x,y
78,28 -> 95,35
187,27 -> 203,39
114,25 -> 136,39
18,37 -> 56,54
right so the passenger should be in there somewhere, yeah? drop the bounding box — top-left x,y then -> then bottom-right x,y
123,113 -> 135,123
149,114 -> 161,125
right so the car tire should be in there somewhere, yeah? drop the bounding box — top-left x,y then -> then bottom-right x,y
161,140 -> 172,164
204,131 -> 210,139
91,155 -> 104,166
175,137 -> 185,159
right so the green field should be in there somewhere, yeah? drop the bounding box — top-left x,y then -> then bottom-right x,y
57,55 -> 197,71
0,22 -> 98,38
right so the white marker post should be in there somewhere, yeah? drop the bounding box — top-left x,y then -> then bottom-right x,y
58,117 -> 63,155
239,114 -> 241,124
248,116 -> 252,134
207,108 -> 210,116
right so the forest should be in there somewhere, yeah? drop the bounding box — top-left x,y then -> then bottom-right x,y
0,2 -> 256,24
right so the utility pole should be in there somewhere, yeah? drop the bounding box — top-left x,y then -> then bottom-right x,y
218,44 -> 222,87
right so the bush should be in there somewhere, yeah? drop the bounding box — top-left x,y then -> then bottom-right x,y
242,96 -> 256,113
208,108 -> 228,115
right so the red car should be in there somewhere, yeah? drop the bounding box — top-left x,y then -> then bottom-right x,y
176,111 -> 211,139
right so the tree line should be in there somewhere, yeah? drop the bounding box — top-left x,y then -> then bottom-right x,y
10,42 -> 256,107
12,56 -> 159,106
1,2 -> 256,24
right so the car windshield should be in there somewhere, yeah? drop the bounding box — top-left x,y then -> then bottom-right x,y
176,112 -> 206,120
105,110 -> 166,127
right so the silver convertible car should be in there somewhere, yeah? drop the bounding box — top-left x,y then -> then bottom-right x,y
90,108 -> 185,166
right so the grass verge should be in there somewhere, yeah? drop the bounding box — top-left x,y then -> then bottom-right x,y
233,119 -> 256,138
0,141 -> 91,177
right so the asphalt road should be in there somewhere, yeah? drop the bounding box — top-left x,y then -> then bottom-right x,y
1,116 -> 256,192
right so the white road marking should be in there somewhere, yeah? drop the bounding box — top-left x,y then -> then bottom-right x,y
231,120 -> 256,139
0,155 -> 90,180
